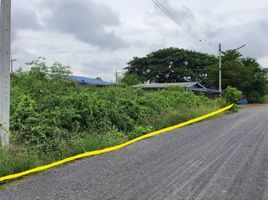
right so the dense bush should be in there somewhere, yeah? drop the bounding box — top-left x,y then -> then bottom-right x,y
119,74 -> 141,86
224,86 -> 242,105
11,60 -> 217,154
0,59 -> 224,178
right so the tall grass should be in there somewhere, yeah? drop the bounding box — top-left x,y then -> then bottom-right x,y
0,147 -> 40,177
148,104 -> 221,131
0,132 -> 126,181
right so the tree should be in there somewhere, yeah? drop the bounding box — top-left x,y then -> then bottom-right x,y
206,50 -> 268,103
125,47 -> 217,83
126,47 -> 268,102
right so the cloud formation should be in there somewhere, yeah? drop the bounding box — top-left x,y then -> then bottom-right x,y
10,0 -> 268,80
41,0 -> 128,50
11,2 -> 42,41
203,19 -> 268,58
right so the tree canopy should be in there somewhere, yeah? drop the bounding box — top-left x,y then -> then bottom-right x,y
125,47 -> 217,83
206,50 -> 268,102
125,47 -> 268,102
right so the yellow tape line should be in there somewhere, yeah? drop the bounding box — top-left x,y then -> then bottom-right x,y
0,104 -> 233,183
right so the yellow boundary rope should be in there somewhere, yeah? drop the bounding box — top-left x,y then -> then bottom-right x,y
0,104 -> 233,183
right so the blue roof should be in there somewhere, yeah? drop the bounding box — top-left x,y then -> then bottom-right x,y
68,76 -> 113,86
133,82 -> 219,94
189,87 -> 220,94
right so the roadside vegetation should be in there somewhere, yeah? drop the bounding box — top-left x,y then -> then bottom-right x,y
0,58 -> 227,178
224,86 -> 242,112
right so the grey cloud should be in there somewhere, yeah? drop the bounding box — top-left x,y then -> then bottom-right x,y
42,0 -> 128,50
169,6 -> 195,22
150,0 -> 197,40
204,27 -> 222,39
259,20 -> 268,34
12,9 -> 41,30
12,3 -> 42,41
203,20 -> 268,58
154,0 -> 195,22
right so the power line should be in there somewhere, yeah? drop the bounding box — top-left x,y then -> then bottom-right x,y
153,0 -> 243,95
152,0 -> 202,42
154,0 -> 202,41
152,0 -> 217,48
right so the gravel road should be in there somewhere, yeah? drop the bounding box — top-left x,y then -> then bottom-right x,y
1,105 -> 268,200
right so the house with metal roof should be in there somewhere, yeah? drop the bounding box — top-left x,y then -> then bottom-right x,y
132,82 -> 219,95
67,76 -> 113,86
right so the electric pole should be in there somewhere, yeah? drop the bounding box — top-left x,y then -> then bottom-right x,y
115,69 -> 120,85
218,43 -> 246,95
219,43 -> 222,94
0,0 -> 11,147
11,57 -> 16,73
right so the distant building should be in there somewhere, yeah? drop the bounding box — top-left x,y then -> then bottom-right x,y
67,76 -> 113,86
132,82 -> 220,95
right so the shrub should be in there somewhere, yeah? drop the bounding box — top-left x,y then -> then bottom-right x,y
10,72 -> 222,155
224,86 -> 242,105
0,59 -> 225,178
120,74 -> 141,86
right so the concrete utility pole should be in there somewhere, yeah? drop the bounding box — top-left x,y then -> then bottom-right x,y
218,43 -> 246,95
0,0 -> 11,147
11,56 -> 16,73
10,54 -> 17,73
115,70 -> 120,85
218,43 -> 222,94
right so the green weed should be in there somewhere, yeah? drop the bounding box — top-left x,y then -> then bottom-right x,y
0,59 -> 226,179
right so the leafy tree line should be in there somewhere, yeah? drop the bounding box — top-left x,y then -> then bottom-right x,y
206,50 -> 268,103
125,48 -> 217,83
124,47 -> 268,102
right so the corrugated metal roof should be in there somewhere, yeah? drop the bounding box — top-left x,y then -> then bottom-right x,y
132,82 -> 198,89
190,87 -> 219,94
68,76 -> 113,86
132,82 -> 220,94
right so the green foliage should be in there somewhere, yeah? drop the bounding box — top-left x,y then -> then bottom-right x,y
126,47 -> 217,83
0,146 -> 41,177
10,59 -> 221,155
264,95 -> 268,103
147,104 -> 221,131
206,50 -> 268,103
120,74 -> 142,86
125,47 -> 268,103
224,86 -> 242,105
0,58 -> 224,178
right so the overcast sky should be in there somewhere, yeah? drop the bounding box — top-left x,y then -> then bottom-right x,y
12,0 -> 268,81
